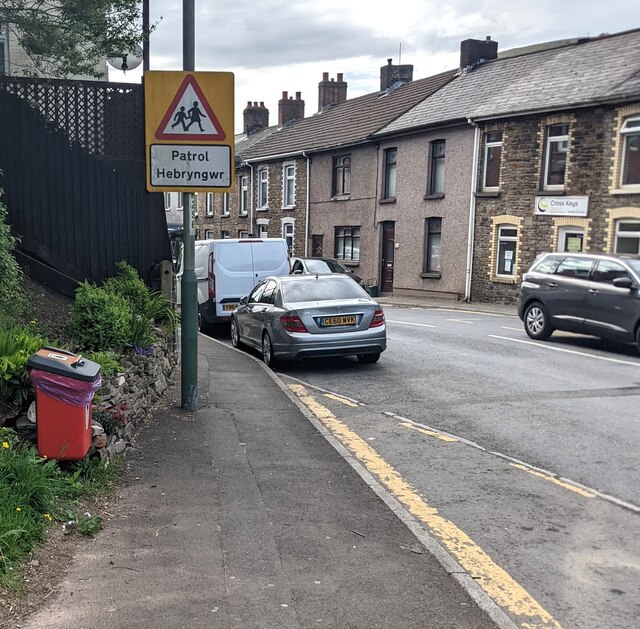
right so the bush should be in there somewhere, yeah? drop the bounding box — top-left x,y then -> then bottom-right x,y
104,261 -> 152,316
85,351 -> 121,377
68,282 -> 133,352
0,327 -> 48,416
0,191 -> 25,328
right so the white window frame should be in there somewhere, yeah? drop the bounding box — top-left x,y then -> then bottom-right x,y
282,219 -> 295,254
258,168 -> 269,209
557,226 -> 585,253
429,140 -> 445,195
163,192 -> 171,210
0,34 -> 7,75
240,176 -> 248,216
620,116 -> 640,188
205,193 -> 214,216
221,230 -> 230,239
283,163 -> 296,208
482,132 -> 502,191
239,230 -> 250,239
543,124 -> 569,191
222,193 -> 229,216
204,229 -> 215,239
177,192 -> 184,210
258,223 -> 268,238
614,220 -> 640,254
496,224 -> 517,277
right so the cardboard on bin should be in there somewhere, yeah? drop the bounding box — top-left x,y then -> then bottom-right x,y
27,347 -> 101,381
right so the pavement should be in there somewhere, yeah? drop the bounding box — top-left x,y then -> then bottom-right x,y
21,298 -> 515,629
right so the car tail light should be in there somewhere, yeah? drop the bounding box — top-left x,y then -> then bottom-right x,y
208,253 -> 215,299
280,314 -> 308,333
369,308 -> 385,328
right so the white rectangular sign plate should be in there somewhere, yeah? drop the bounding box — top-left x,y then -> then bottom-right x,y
149,144 -> 231,188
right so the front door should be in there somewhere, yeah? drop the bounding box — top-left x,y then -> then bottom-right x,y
311,235 -> 323,257
380,222 -> 395,293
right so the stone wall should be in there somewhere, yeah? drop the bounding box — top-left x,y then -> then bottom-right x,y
90,332 -> 177,461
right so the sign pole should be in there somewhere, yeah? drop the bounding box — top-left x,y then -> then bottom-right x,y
181,0 -> 198,410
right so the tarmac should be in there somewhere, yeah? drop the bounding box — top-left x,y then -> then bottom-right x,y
21,296 -> 519,629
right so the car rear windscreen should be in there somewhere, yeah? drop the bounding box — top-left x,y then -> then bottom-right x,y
283,279 -> 367,302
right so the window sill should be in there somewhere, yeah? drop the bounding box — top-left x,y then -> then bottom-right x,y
331,194 -> 350,201
424,193 -> 445,200
239,212 -> 248,217
338,260 -> 360,266
538,189 -> 565,195
492,275 -> 518,285
609,187 -> 640,195
379,197 -> 396,204
281,206 -> 296,211
476,191 -> 500,198
221,214 -> 230,218
256,207 -> 268,212
420,272 -> 441,279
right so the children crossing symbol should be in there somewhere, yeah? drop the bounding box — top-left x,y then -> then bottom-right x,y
155,74 -> 226,141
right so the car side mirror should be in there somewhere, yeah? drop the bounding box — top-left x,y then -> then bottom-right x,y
613,277 -> 633,289
293,270 -> 303,274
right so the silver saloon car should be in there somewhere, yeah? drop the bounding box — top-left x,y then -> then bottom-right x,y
230,274 -> 387,367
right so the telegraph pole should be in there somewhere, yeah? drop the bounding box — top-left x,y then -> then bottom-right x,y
181,0 -> 198,410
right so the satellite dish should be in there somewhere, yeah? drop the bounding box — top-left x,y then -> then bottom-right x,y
107,44 -> 143,73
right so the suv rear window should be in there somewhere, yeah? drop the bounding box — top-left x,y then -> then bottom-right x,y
531,255 -> 564,274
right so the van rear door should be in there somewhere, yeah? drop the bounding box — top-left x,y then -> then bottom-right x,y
214,240 -> 255,316
251,239 -> 290,282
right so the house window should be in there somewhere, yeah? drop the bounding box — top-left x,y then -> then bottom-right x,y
0,36 -> 7,75
204,229 -> 215,239
206,193 -> 214,216
620,116 -> 640,187
177,192 -> 184,209
335,226 -> 360,261
221,230 -> 230,239
429,140 -> 445,195
283,164 -> 296,207
383,148 -> 397,199
543,124 -> 569,189
332,155 -> 351,197
424,217 -> 442,273
614,220 -> 640,254
239,230 -> 250,239
240,176 -> 248,215
483,132 -> 502,190
496,224 -> 517,276
258,224 -> 268,238
557,226 -> 584,253
163,192 -> 171,210
282,220 -> 295,254
258,168 -> 268,208
222,193 -> 229,216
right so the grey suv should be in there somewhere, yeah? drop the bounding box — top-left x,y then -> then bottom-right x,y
517,252 -> 640,353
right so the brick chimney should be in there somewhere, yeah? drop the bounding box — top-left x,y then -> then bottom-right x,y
380,59 -> 414,92
243,101 -> 269,136
278,91 -> 305,126
460,36 -> 498,70
318,72 -> 348,112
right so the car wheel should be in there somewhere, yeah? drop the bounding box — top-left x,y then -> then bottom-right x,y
524,302 -> 553,340
230,316 -> 240,348
262,332 -> 277,368
198,307 -> 210,334
357,352 -> 380,364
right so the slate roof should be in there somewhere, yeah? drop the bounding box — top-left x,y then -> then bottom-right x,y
376,28 -> 640,136
243,69 -> 457,160
235,125 -> 279,160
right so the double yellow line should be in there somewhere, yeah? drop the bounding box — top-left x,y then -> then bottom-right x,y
290,384 -> 562,629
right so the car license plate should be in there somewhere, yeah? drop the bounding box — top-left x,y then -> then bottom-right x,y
321,315 -> 356,327
223,304 -> 237,311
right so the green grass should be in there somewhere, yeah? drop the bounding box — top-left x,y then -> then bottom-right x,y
0,429 -> 119,589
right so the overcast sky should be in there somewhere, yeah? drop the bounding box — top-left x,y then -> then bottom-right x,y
109,1 -> 636,133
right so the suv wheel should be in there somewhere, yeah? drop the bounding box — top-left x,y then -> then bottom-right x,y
524,302 -> 553,340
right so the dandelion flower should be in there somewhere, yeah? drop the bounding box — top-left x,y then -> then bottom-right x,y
1,442 -> 9,449
43,513 -> 53,522
16,507 -> 21,512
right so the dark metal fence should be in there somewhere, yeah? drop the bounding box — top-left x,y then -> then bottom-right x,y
0,76 -> 170,295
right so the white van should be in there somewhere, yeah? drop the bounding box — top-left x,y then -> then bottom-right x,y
177,238 -> 290,330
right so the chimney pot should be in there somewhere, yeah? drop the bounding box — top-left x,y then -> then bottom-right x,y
295,91 -> 301,100
322,72 -> 329,81
388,58 -> 393,65
282,91 -> 288,99
247,101 -> 252,107
337,73 -> 343,82
259,101 -> 264,107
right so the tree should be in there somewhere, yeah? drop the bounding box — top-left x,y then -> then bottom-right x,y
0,1 -> 153,79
